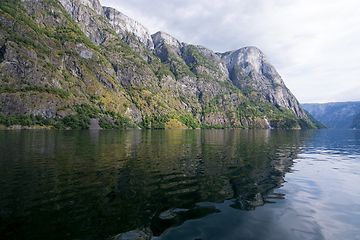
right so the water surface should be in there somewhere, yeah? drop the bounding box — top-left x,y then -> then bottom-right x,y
0,129 -> 359,240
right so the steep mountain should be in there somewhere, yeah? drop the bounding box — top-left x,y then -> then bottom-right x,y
0,0 -> 317,129
303,110 -> 329,129
103,6 -> 154,51
350,112 -> 360,129
302,102 -> 360,129
221,47 -> 307,119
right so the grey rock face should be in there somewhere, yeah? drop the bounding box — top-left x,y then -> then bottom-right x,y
75,43 -> 93,59
221,47 -> 307,119
152,32 -> 228,83
58,0 -> 109,45
103,7 -> 154,51
152,31 -> 182,51
59,0 -> 103,16
222,47 -> 283,89
58,0 -> 158,89
152,31 -> 184,63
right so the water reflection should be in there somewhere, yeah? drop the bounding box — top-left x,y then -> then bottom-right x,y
0,129 -> 311,239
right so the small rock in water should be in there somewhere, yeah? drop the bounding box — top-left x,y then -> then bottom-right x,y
114,230 -> 150,240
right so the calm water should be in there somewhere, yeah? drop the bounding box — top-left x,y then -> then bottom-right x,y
0,129 -> 359,240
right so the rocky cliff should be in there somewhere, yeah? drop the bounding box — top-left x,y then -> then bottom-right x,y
221,47 -> 307,119
103,6 -> 154,51
0,0 -> 317,129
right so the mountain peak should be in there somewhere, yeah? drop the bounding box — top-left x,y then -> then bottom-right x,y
222,46 -> 267,75
151,31 -> 182,50
59,0 -> 104,16
103,6 -> 154,50
221,46 -> 307,119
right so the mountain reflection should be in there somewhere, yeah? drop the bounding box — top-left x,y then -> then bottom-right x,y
0,129 -> 311,239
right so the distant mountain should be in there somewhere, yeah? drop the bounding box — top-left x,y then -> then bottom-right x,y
0,0 -> 318,129
303,110 -> 329,129
350,112 -> 360,129
302,102 -> 360,129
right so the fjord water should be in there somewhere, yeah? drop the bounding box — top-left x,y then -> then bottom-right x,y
0,130 -> 359,240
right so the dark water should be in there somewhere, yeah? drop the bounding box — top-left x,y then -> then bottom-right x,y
0,129 -> 359,240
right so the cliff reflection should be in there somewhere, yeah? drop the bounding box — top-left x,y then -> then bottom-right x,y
0,129 -> 311,239
97,129 -> 307,238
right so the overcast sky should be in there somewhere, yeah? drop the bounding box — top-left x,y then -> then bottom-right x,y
100,0 -> 360,103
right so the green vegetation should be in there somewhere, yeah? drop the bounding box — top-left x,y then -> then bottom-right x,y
178,114 -> 199,129
236,97 -> 315,129
0,104 -> 136,130
149,57 -> 175,80
161,51 -> 196,79
1,0 -> 26,19
0,114 -> 53,127
151,115 -> 168,129
138,115 -> 169,129
1,0 -> 101,55
217,80 -> 241,94
61,114 -> 90,129
125,113 -> 199,130
74,103 -> 100,118
183,45 -> 219,73
105,36 -> 148,70
241,86 -> 259,96
74,105 -> 137,129
99,114 -> 137,129
99,117 -> 113,129
0,86 -> 71,99
201,95 -> 223,115
0,104 -> 93,129
7,34 -> 36,49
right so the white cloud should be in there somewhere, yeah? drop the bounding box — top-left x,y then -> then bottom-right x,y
100,0 -> 360,103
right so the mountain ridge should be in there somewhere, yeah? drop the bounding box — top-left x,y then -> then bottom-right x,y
0,0 -> 318,129
302,101 -> 360,129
